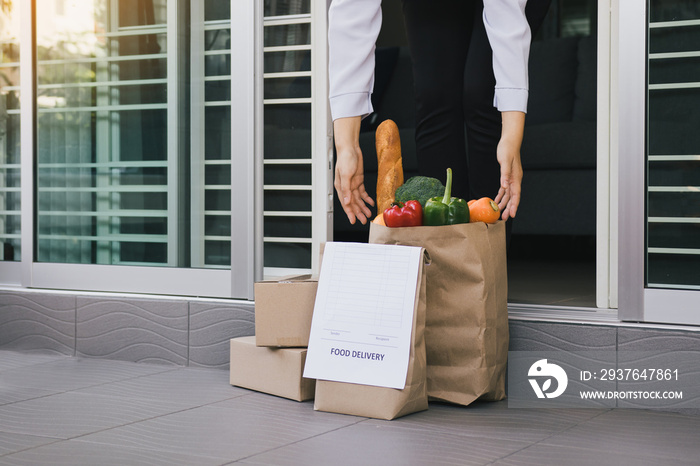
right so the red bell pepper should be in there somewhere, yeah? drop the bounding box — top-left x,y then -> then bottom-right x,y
383,200 -> 423,227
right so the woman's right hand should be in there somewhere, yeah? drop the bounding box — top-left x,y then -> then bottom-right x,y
494,111 -> 525,221
333,117 -> 375,224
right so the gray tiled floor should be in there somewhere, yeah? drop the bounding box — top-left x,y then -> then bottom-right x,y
1,350 -> 699,465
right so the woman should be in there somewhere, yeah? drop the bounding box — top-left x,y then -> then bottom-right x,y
330,0 -> 550,226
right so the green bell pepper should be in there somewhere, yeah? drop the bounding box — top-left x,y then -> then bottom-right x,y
423,168 -> 470,226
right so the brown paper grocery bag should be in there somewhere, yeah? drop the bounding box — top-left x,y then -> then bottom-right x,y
369,221 -> 508,406
313,251 -> 429,420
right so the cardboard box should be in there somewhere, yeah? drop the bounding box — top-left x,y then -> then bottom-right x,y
230,336 -> 315,401
254,275 -> 318,347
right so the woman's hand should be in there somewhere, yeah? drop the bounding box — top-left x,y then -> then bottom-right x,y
333,117 -> 375,224
494,111 -> 525,221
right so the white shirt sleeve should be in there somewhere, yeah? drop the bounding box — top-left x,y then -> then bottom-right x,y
328,0 -> 382,121
483,0 -> 532,113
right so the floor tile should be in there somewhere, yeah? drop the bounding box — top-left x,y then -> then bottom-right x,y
76,395 -> 363,462
0,440 -> 224,466
77,366 -> 249,409
364,401 -> 605,444
0,350 -> 69,372
0,391 -> 188,439
0,357 -> 174,392
1,351 -> 699,465
493,443 -> 700,466
0,385 -> 57,407
538,409 -> 700,462
238,420 -> 532,466
0,432 -> 61,457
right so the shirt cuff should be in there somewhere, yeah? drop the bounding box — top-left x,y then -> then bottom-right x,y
493,88 -> 529,113
330,92 -> 374,121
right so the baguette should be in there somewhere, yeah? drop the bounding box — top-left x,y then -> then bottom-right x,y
375,119 -> 404,214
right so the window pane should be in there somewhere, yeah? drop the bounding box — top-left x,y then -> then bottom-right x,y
649,160 -> 700,186
649,56 -> 700,86
649,24 -> 700,54
28,0 -> 320,275
649,0 -> 700,22
263,164 -> 311,185
264,76 -> 311,100
264,190 -> 311,212
648,254 -> 700,288
192,8 -> 233,268
648,191 -> 700,218
648,89 -> 700,155
263,5 -> 314,271
264,104 -> 311,159
205,0 -> 230,21
263,242 -> 311,269
648,223 -> 700,250
36,0 -> 174,267
646,3 -> 700,289
264,24 -> 311,47
204,54 -> 230,77
264,0 -> 310,17
265,50 -> 311,73
0,3 -> 20,261
264,216 -> 312,238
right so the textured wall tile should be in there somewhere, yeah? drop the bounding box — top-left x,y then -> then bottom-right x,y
76,297 -> 188,365
618,327 -> 700,351
189,302 -> 255,369
509,321 -> 617,352
617,327 -> 700,412
0,292 -> 75,355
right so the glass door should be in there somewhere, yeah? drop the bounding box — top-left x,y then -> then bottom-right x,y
619,0 -> 700,325
0,2 -> 21,283
3,0 -> 332,298
29,0 -> 237,297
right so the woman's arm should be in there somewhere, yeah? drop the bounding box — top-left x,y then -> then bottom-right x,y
328,0 -> 382,120
328,0 -> 382,224
483,0 -> 531,219
482,0 -> 531,113
495,111 -> 525,220
333,116 -> 374,225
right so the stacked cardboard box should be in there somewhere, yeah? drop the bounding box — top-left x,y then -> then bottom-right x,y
230,275 -> 318,402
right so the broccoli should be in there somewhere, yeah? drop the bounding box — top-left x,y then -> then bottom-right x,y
394,176 -> 446,207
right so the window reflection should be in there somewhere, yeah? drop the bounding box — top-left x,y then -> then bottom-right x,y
36,0 -> 170,266
646,1 -> 700,289
0,1 -> 20,261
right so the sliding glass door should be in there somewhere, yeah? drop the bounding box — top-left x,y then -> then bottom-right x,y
35,1 -> 176,267
619,0 -> 700,325
0,3 -> 21,280
0,0 -> 332,299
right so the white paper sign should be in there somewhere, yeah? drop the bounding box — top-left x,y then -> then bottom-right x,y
303,242 -> 423,389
